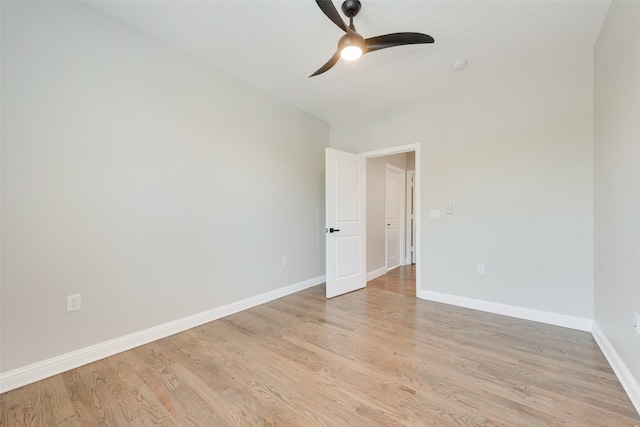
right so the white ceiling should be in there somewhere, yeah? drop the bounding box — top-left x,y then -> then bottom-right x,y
87,0 -> 611,123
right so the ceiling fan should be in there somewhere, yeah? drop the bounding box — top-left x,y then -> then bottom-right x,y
310,0 -> 435,77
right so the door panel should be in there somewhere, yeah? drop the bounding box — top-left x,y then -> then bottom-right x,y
326,148 -> 366,298
387,229 -> 399,259
386,165 -> 405,269
336,235 -> 361,278
335,158 -> 360,222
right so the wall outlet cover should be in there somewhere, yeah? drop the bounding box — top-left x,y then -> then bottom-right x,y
67,294 -> 81,312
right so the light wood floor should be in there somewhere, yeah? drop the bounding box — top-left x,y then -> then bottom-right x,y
2,265 -> 639,426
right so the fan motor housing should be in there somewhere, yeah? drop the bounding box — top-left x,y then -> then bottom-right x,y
341,0 -> 361,18
338,32 -> 365,50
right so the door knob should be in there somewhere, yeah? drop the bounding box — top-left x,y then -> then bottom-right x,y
327,228 -> 341,233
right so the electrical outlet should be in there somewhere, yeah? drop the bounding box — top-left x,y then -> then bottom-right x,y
477,264 -> 485,275
281,256 -> 288,266
67,294 -> 81,312
634,312 -> 640,335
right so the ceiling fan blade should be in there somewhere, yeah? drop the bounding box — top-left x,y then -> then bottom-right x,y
315,0 -> 348,33
310,51 -> 341,77
365,32 -> 434,53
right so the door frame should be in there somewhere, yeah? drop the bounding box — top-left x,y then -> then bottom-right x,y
405,170 -> 416,265
360,144 -> 421,297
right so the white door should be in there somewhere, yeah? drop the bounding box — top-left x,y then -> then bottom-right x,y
386,165 -> 405,269
325,148 -> 367,298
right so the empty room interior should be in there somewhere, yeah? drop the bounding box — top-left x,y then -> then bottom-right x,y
1,0 -> 639,425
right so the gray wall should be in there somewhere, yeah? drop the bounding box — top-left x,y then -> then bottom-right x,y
331,47 -> 594,319
366,153 -> 408,274
1,2 -> 328,372
594,0 -> 640,386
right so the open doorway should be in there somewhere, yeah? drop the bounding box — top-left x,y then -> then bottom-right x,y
361,144 -> 420,297
323,144 -> 420,299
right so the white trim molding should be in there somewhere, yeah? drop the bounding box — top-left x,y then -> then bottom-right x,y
367,266 -> 388,282
592,323 -> 640,416
0,275 -> 325,394
418,289 -> 594,332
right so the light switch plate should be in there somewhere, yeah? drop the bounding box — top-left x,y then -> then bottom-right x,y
430,209 -> 441,219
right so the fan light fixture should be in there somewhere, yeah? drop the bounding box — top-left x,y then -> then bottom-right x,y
341,45 -> 362,61
338,32 -> 365,61
310,0 -> 435,77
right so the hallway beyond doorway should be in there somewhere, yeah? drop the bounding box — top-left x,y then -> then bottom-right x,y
367,264 -> 416,297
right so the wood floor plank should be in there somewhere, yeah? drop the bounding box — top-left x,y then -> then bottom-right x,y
0,375 -> 78,427
2,265 -> 638,426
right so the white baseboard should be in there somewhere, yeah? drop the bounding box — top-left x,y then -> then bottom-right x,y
0,275 -> 325,394
417,290 -> 593,332
592,323 -> 640,416
367,266 -> 388,282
